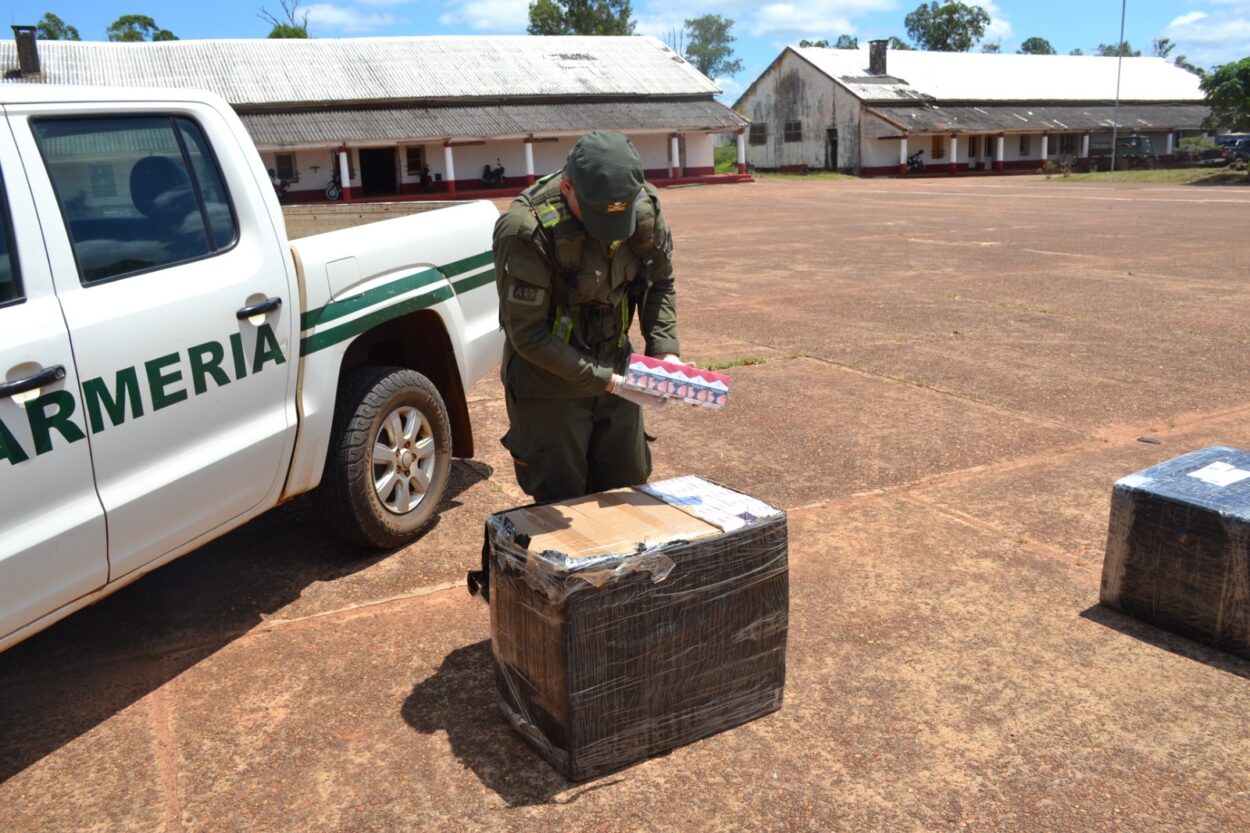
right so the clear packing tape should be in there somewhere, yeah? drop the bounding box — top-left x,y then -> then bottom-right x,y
478,501 -> 789,781
1101,445 -> 1250,659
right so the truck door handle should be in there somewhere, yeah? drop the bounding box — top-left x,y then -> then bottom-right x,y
236,297 -> 283,320
0,365 -> 66,399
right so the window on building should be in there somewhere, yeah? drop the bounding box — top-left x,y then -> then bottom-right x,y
1058,134 -> 1077,155
89,164 -> 117,198
31,115 -> 239,285
406,146 -> 424,175
968,136 -> 979,158
1019,134 -> 1031,156
784,120 -> 801,143
930,135 -> 945,160
748,124 -> 767,145
275,152 -> 296,182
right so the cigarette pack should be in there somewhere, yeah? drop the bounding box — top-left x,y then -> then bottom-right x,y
622,354 -> 729,409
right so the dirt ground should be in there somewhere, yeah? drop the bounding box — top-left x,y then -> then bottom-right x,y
3,177 -> 1250,833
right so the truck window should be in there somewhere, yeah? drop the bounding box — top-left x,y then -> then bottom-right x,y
31,115 -> 238,285
0,169 -> 21,308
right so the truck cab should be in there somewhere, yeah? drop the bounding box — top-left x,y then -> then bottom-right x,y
0,86 -> 502,651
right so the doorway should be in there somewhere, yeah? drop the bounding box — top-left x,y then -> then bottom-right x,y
359,148 -> 398,197
826,128 -> 838,170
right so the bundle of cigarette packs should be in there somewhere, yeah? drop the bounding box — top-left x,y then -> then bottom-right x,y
622,354 -> 729,409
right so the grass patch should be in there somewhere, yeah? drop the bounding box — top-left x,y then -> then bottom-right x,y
1046,167 -> 1249,185
699,356 -> 768,371
714,143 -> 738,174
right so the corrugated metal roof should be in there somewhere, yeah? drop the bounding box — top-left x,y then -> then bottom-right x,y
795,47 -> 1203,103
870,102 -> 1209,134
0,36 -> 719,106
240,99 -> 747,146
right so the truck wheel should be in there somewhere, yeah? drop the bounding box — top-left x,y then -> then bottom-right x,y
319,367 -> 452,549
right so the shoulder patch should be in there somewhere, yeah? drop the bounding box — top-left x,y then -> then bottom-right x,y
508,282 -> 546,307
534,200 -> 572,229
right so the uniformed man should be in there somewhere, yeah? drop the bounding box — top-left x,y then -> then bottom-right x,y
492,131 -> 680,502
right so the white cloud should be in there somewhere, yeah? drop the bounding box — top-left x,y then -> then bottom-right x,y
438,0 -> 531,32
979,0 -> 1013,44
305,3 -> 401,32
1163,3 -> 1250,66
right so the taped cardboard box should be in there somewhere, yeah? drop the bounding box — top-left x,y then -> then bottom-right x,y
1102,446 -> 1250,658
479,476 -> 788,781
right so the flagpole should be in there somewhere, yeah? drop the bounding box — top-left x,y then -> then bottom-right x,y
1110,0 -> 1127,172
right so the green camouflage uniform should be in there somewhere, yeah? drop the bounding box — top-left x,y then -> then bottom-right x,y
492,172 -> 679,502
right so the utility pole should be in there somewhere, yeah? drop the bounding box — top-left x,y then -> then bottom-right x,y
1110,0 -> 1127,172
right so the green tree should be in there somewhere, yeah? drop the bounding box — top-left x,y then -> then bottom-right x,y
888,36 -> 914,51
1175,55 -> 1203,77
107,14 -> 177,42
798,39 -> 829,48
260,0 -> 309,38
683,15 -> 742,78
36,12 -> 80,40
1018,36 -> 1056,55
1201,57 -> 1250,131
1069,48 -> 1084,56
980,41 -> 1000,53
1151,37 -> 1175,59
527,0 -> 635,35
1096,41 -> 1140,57
834,35 -> 858,49
904,2 -> 990,52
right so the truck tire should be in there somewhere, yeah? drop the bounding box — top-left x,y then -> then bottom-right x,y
319,367 -> 452,549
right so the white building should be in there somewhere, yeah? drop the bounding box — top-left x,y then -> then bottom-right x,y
2,32 -> 750,201
735,42 -> 1207,175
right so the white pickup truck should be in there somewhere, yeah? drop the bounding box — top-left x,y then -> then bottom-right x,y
0,86 -> 502,651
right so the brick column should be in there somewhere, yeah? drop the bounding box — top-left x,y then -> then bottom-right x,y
899,136 -> 909,175
949,134 -> 958,175
736,129 -> 747,175
338,149 -> 352,201
524,138 -> 536,186
995,133 -> 1005,173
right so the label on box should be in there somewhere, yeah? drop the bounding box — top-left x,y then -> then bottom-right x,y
623,354 -> 729,410
639,476 -> 781,532
1186,461 -> 1250,488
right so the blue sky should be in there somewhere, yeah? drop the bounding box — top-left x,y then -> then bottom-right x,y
4,1 -> 1247,100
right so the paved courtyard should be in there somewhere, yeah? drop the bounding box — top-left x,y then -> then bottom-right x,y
3,176 -> 1249,832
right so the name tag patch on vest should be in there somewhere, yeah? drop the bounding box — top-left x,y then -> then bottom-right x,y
510,283 -> 545,306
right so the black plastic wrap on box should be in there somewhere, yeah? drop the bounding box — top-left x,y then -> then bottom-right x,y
1102,446 -> 1250,658
484,492 -> 789,781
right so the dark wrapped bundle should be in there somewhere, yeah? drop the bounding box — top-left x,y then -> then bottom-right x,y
1102,446 -> 1250,658
482,477 -> 788,781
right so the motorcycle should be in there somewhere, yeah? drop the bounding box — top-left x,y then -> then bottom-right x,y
906,149 -> 926,174
481,158 -> 506,187
324,170 -> 342,201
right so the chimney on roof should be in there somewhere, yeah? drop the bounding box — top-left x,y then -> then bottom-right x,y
868,38 -> 888,76
12,26 -> 40,77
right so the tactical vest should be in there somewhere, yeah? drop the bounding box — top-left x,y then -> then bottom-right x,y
519,172 -> 660,358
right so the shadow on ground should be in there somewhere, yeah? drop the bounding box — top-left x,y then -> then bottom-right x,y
0,460 -> 489,785
1080,603 -> 1250,680
402,640 -> 626,808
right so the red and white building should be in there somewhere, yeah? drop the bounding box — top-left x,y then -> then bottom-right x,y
735,41 -> 1207,176
2,34 -> 750,201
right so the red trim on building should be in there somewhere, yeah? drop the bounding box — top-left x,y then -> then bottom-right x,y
684,165 -> 714,177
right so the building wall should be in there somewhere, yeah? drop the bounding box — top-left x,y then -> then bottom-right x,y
737,52 -> 837,169
833,85 -> 861,172
684,133 -> 715,175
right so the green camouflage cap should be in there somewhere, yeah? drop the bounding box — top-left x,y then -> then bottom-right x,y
564,131 -> 644,241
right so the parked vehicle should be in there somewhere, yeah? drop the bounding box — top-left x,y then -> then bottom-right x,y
268,168 -> 290,203
325,169 -> 343,201
0,85 -> 503,651
1089,135 -> 1157,170
906,149 -> 926,173
481,158 -> 506,186
1222,137 -> 1250,164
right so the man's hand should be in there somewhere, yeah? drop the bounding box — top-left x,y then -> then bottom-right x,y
656,353 -> 689,365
